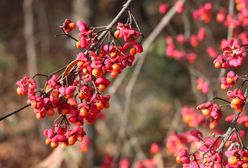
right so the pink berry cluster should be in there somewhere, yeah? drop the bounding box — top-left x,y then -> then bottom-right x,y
215,0 -> 248,29
159,1 -> 185,14
100,155 -> 157,168
166,131 -> 193,156
197,102 -> 223,129
181,106 -> 203,127
196,77 -> 210,94
180,103 -> 223,130
214,39 -> 247,68
169,43 -> 248,167
16,18 -> 143,148
227,88 -> 246,112
225,148 -> 248,168
221,71 -> 238,90
192,2 -> 213,23
165,28 -> 207,63
172,67 -> 247,166
159,1 -> 185,15
169,129 -> 247,167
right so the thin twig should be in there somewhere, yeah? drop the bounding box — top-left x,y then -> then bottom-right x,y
95,0 -> 134,45
217,112 -> 240,153
0,104 -> 31,121
212,97 -> 230,104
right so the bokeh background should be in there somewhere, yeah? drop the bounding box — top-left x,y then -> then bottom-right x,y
0,0 -> 244,167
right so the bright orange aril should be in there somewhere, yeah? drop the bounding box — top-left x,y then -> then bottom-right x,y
111,70 -> 119,78
228,156 -> 239,165
92,69 -> 101,77
47,109 -> 55,116
79,108 -> 88,117
214,62 -> 221,69
45,138 -> 51,145
226,77 -> 233,84
129,47 -> 137,56
201,109 -> 210,116
76,41 -> 81,48
78,92 -> 85,100
61,108 -> 69,115
176,156 -> 181,164
112,63 -> 121,71
231,98 -> 241,106
96,102 -> 104,110
98,84 -> 106,92
114,30 -> 120,38
68,136 -> 77,145
50,142 -> 58,148
68,22 -> 76,30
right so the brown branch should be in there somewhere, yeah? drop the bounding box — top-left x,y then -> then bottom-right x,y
23,0 -> 38,75
217,112 -> 240,153
212,97 -> 231,104
96,0 -> 133,42
0,104 -> 31,121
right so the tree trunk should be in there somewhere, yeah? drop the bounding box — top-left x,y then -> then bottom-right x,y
72,0 -> 91,22
35,0 -> 50,59
23,0 -> 38,75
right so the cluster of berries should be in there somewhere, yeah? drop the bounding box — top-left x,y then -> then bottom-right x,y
16,18 -> 143,148
214,39 -> 247,68
165,27 -> 207,63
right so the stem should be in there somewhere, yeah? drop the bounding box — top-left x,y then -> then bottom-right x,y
227,0 -> 234,40
235,128 -> 244,148
239,79 -> 248,88
94,0 -> 133,44
212,97 -> 230,104
217,112 -> 241,153
58,28 -> 78,42
202,136 -> 221,157
217,127 -> 235,153
240,44 -> 248,47
0,104 -> 31,121
32,73 -> 48,79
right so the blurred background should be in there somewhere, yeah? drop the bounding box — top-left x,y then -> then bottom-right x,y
0,0 -> 239,167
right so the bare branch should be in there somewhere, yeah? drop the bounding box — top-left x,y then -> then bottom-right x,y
0,104 -> 31,121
